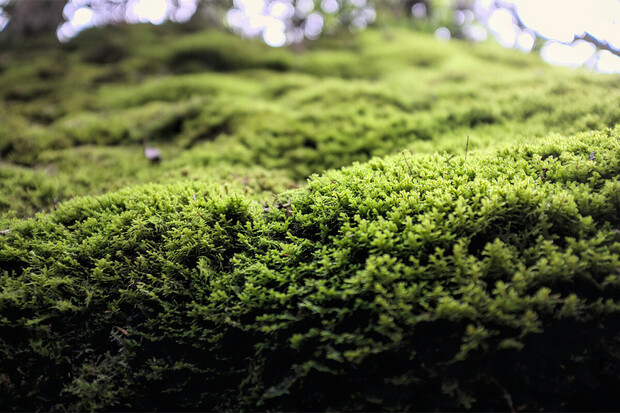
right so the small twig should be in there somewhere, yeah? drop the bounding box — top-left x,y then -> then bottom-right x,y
575,32 -> 620,59
195,208 -> 208,222
0,228 -> 9,236
465,136 -> 470,161
491,379 -> 516,413
402,150 -> 415,184
113,326 -> 130,337
497,1 -> 620,58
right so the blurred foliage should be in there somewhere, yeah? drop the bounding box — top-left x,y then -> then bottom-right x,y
0,23 -> 619,226
1,0 -> 618,69
0,0 -> 477,43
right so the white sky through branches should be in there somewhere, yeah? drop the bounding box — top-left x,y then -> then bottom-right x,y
1,0 -> 617,72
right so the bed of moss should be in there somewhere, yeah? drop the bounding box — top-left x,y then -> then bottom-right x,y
1,23 -> 619,226
0,23 -> 619,411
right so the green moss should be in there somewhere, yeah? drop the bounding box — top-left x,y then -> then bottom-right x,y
1,128 -> 619,411
1,22 -> 619,411
2,24 -> 619,220
57,99 -> 204,146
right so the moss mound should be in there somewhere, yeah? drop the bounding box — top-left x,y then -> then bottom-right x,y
1,127 -> 619,411
1,21 -> 620,411
1,24 -> 620,227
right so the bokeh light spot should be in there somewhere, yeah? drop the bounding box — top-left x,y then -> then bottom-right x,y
321,0 -> 339,14
597,50 -> 620,73
72,7 -> 93,29
132,0 -> 168,25
434,27 -> 451,41
270,1 -> 294,19
516,30 -> 535,52
263,25 -> 286,47
304,12 -> 324,39
411,3 -> 427,18
297,0 -> 314,15
541,40 -> 596,67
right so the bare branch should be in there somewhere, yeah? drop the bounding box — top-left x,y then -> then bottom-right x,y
574,32 -> 620,59
493,0 -> 620,58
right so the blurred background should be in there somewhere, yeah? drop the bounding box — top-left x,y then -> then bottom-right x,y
1,0 -> 619,73
1,0 -> 619,227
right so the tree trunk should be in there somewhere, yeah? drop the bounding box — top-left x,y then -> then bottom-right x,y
1,0 -> 67,39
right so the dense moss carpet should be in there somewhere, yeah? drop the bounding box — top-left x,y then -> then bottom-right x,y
0,23 -> 619,410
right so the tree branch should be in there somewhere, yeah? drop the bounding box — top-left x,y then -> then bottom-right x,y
493,0 -> 620,58
573,32 -> 620,58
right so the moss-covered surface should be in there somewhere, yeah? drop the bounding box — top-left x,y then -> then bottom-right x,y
1,24 -> 619,226
0,23 -> 619,411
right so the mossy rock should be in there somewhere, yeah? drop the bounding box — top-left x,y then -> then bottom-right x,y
1,128 -> 619,411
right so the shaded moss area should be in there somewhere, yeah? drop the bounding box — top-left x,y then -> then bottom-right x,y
1,23 -> 620,411
1,24 -> 620,226
1,128 -> 619,411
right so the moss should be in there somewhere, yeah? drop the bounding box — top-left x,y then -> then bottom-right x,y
2,24 -> 619,219
0,21 -> 619,411
164,31 -> 293,74
1,128 -> 619,411
57,99 -> 204,146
